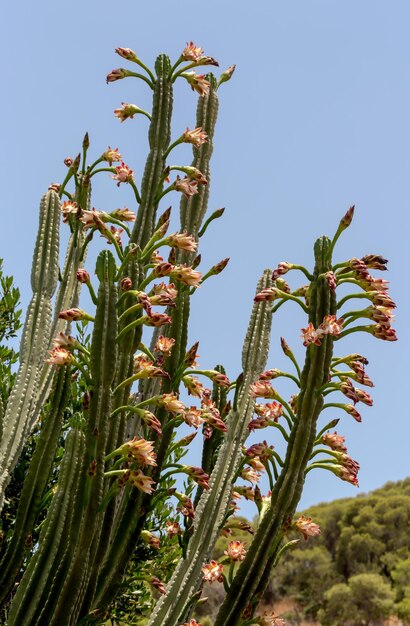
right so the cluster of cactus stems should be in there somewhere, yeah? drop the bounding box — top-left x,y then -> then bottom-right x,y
0,42 -> 396,626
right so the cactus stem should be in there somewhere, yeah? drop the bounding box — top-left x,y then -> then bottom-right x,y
198,207 -> 225,237
337,325 -> 374,339
126,71 -> 155,88
266,460 -> 275,488
271,292 -> 309,313
163,138 -> 184,160
85,281 -> 98,305
110,397 -> 161,419
129,179 -> 142,204
336,291 -> 372,310
115,317 -> 145,342
155,182 -> 176,203
89,167 -> 115,177
270,421 -> 290,441
291,264 -> 314,281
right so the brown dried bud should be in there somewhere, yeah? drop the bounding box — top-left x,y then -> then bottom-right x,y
88,460 -> 97,477
120,277 -> 133,291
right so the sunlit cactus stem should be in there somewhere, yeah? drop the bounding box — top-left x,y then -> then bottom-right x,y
0,190 -> 60,510
213,236 -> 336,625
148,270 -> 273,626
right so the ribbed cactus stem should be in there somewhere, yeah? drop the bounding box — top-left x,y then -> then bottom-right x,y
90,75 -> 220,613
148,270 -> 273,626
7,425 -> 87,626
48,250 -> 118,626
0,190 -> 60,511
81,56 -> 174,614
0,368 -> 70,607
213,236 -> 335,626
6,250 -> 118,626
131,54 -> 173,248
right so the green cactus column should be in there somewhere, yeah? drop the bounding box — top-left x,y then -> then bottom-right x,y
213,236 -> 336,626
6,250 -> 118,626
148,270 -> 273,626
0,190 -> 60,511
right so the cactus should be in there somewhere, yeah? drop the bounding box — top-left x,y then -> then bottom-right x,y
0,44 -> 396,626
0,190 -> 60,510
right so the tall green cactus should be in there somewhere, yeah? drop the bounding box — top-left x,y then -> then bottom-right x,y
0,44 -> 396,626
0,190 -> 60,509
213,236 -> 335,625
148,269 -> 273,626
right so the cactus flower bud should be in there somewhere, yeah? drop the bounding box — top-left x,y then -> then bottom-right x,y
344,404 -> 362,422
120,277 -> 133,291
114,102 -> 148,122
218,64 -> 236,85
339,205 -> 355,230
141,530 -> 160,550
76,269 -> 90,284
361,254 -> 388,270
106,68 -> 134,83
174,175 -> 199,198
181,127 -> 208,148
209,258 -> 230,276
294,516 -> 321,540
272,262 -> 291,280
325,271 -> 337,290
201,560 -> 224,583
58,308 -> 91,321
115,47 -> 139,62
182,71 -> 211,96
102,147 -> 122,165
112,162 -> 134,186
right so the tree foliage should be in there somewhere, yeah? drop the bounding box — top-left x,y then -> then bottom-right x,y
270,478 -> 410,624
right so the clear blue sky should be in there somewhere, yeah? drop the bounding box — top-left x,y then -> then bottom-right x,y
1,1 -> 409,517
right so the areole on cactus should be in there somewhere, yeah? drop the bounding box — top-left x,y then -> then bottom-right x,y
0,40 -> 396,626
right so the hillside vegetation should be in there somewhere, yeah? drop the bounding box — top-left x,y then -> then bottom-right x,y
268,478 -> 410,625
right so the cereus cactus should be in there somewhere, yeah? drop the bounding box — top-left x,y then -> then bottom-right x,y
0,42 -> 396,626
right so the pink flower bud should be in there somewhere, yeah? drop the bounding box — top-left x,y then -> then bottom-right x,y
120,277 -> 133,291
76,269 -> 90,284
58,308 -> 88,321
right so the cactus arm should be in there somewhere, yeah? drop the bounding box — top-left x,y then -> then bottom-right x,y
179,74 -> 219,252
0,190 -> 60,510
89,75 -> 219,613
6,425 -> 86,626
131,54 -> 173,248
147,270 -> 273,626
77,56 -> 174,614
0,367 -> 70,607
37,175 -> 90,406
44,250 -> 118,626
193,365 -> 228,509
213,236 -> 335,626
